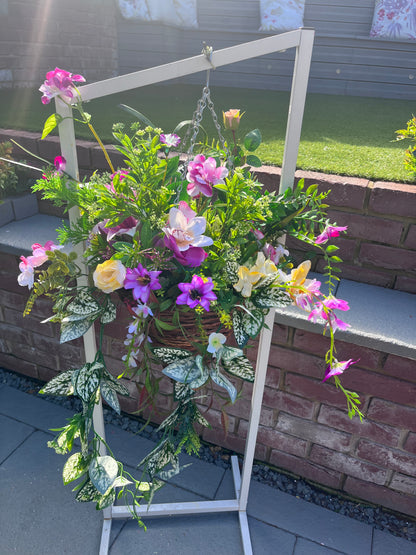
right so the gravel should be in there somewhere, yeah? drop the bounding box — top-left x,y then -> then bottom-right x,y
1,367 -> 415,544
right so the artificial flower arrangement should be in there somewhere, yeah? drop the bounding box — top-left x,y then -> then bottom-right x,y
17,68 -> 362,520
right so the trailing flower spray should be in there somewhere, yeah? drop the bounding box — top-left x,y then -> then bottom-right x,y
16,68 -> 362,520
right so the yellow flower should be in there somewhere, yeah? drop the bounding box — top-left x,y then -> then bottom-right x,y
233,265 -> 262,297
289,260 -> 311,286
223,109 -> 244,131
251,252 -> 278,277
93,259 -> 127,294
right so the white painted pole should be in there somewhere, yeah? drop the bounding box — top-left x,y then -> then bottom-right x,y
280,28 -> 315,193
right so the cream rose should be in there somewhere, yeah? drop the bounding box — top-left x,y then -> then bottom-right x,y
93,259 -> 126,294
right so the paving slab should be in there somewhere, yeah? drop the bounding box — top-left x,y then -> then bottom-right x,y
372,528 -> 416,555
294,537 -> 347,554
0,413 -> 34,463
0,386 -> 74,433
0,430 -> 102,554
106,423 -> 227,499
249,517 -> 296,555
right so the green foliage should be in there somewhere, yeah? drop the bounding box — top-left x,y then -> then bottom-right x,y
396,115 -> 416,180
0,141 -> 18,198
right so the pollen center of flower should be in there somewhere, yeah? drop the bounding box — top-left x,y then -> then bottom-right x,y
190,288 -> 201,300
137,276 -> 150,285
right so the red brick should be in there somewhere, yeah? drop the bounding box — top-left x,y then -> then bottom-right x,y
285,373 -> 349,409
310,445 -> 387,484
265,390 -> 315,419
37,134 -> 62,161
356,440 -> 416,476
270,449 -> 342,489
0,289 -> 27,312
293,330 -> 382,370
0,352 -> 39,379
344,476 -> 416,517
404,225 -> 416,251
272,323 -> 290,345
395,275 -> 416,293
269,345 -> 325,379
370,182 -> 416,218
360,243 -> 416,272
404,432 -> 416,455
368,398 -> 416,432
90,145 -> 124,172
318,405 -> 398,447
383,354 -> 416,384
330,264 -> 392,288
329,212 -> 404,246
276,413 -> 351,452
202,408 -> 236,434
240,422 -> 307,457
295,171 -> 369,210
342,368 -> 416,406
4,307 -> 55,337
390,473 -> 416,496
0,252 -> 19,273
265,366 -> 281,389
202,428 -> 267,460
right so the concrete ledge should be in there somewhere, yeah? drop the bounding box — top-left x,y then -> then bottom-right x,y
275,280 -> 416,361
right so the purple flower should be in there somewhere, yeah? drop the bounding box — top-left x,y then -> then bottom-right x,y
39,67 -> 85,105
314,225 -> 348,245
323,358 -> 358,382
176,275 -> 217,311
186,154 -> 228,197
124,263 -> 161,303
160,133 -> 181,148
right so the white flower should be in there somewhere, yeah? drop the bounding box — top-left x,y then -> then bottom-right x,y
207,332 -> 227,355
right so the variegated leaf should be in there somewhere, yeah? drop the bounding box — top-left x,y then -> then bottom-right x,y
232,310 -> 249,348
89,455 -> 118,495
194,406 -> 210,428
100,380 -> 121,414
40,369 -> 74,396
112,475 -> 132,488
253,288 -> 291,309
60,316 -> 95,344
102,370 -> 129,396
210,366 -> 237,404
242,309 -> 264,338
67,291 -> 100,315
101,301 -> 116,324
72,362 -> 102,402
174,382 -> 192,401
220,346 -> 244,362
75,479 -> 101,502
63,452 -> 89,485
188,355 -> 209,389
96,487 -> 116,510
222,355 -> 255,383
162,356 -> 200,383
152,347 -> 193,364
139,439 -> 177,478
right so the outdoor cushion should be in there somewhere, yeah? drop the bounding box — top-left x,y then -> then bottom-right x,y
370,0 -> 416,40
118,0 -> 198,28
259,0 -> 305,32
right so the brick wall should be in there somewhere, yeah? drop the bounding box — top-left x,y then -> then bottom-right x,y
1,129 -> 416,517
0,0 -> 118,88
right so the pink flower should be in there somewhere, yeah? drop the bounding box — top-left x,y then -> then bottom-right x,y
107,170 -> 130,193
29,241 -> 62,268
293,279 -> 322,311
39,67 -> 85,105
314,225 -> 348,245
323,358 -> 358,382
263,243 -> 289,263
176,275 -> 217,311
163,201 -> 213,252
164,235 -> 208,267
17,256 -> 34,289
186,154 -> 228,197
54,156 -> 66,175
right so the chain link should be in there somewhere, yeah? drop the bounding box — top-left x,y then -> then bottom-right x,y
176,67 -> 231,201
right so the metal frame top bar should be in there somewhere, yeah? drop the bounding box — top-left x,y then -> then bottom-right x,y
78,30 -> 304,102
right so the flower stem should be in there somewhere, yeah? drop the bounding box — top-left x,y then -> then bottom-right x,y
87,122 -> 115,173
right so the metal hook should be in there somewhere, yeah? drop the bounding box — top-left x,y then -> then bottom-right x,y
202,42 -> 216,70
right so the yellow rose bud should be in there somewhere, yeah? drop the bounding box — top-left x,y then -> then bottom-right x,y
93,259 -> 126,294
223,109 -> 244,131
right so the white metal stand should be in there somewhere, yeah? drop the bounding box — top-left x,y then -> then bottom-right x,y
56,29 -> 314,555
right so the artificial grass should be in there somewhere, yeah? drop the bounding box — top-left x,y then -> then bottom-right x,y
0,84 -> 414,183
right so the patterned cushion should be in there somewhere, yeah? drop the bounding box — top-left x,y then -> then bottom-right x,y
370,0 -> 416,40
259,0 -> 305,32
118,0 -> 198,28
